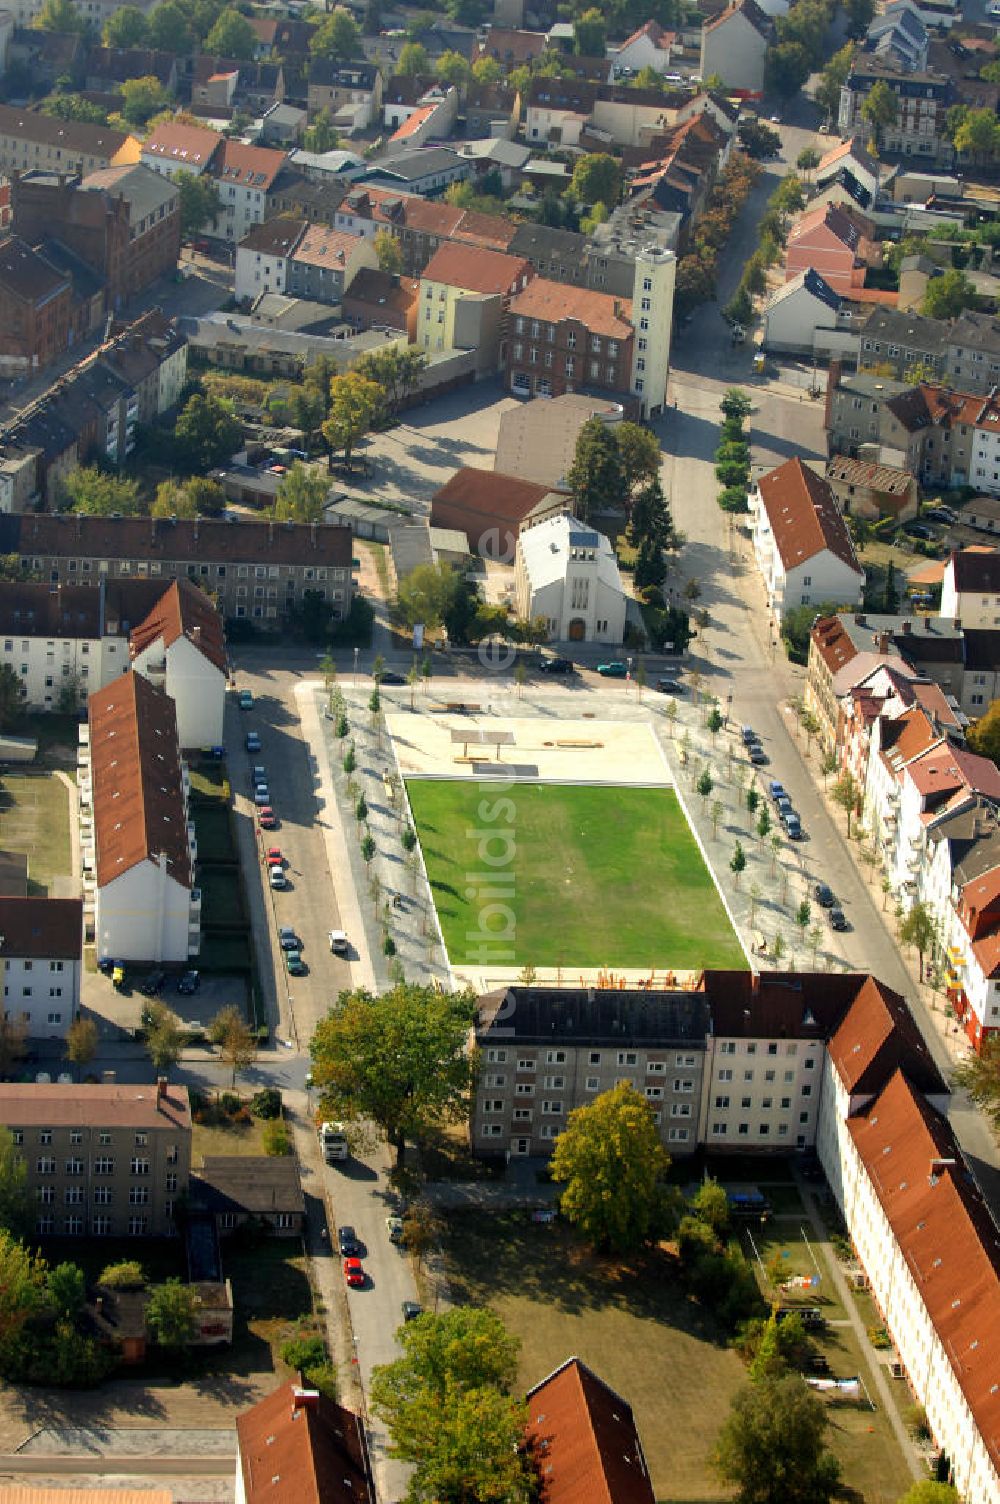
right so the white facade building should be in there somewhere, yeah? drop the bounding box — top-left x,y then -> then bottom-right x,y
129,578 -> 228,749
631,247 -> 676,418
699,1033 -> 824,1149
750,457 -> 865,627
0,897 -> 82,1039
940,549 -> 1000,628
514,515 -> 626,645
611,20 -> 676,75
81,672 -> 200,965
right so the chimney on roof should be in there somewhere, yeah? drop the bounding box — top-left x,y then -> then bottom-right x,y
901,620 -> 911,634
102,1069 -> 116,1084
854,613 -> 866,626
292,1388 -> 320,1414
928,1156 -> 956,1185
877,633 -> 891,654
310,521 -> 317,548
156,1076 -> 168,1107
955,617 -> 962,632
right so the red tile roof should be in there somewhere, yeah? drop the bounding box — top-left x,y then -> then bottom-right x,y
757,457 -> 863,577
525,1358 -> 656,1504
847,1070 -> 1000,1476
0,897 -> 81,959
810,614 -> 858,676
214,137 -> 288,192
0,1080 -> 191,1129
236,1382 -> 375,1504
509,278 -> 633,340
129,577 -> 227,675
422,241 -> 532,296
826,975 -> 946,1097
390,104 -> 435,142
618,19 -> 674,50
431,467 -> 565,544
906,742 -> 1000,803
88,671 -> 191,891
142,119 -> 222,168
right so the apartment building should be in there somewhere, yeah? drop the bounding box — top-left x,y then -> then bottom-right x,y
506,280 -> 635,406
0,106 -> 140,178
941,548 -> 1000,627
141,119 -> 221,181
0,896 -> 82,1039
839,57 -> 955,161
331,186 -> 517,277
81,671 -> 200,964
306,60 -> 382,130
473,985 -> 712,1158
0,1079 -> 191,1238
0,580 -> 143,709
12,165 -> 181,309
236,1383 -> 375,1504
699,0 -> 773,93
212,139 -> 289,245
4,514 -> 354,628
525,1359 -> 656,1504
285,223 -> 378,306
418,241 -> 533,375
855,306 -> 948,382
129,577 -> 228,749
947,310 -> 1000,395
749,457 -> 865,627
0,235 -> 72,378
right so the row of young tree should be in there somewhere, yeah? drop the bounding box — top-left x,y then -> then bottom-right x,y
715,388 -> 753,513
724,174 -> 805,333
675,153 -> 761,318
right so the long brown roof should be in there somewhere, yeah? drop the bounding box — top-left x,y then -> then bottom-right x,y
0,104 -> 132,158
15,514 -> 352,568
757,457 -> 863,577
421,241 -> 532,296
236,1381 -> 375,1504
509,278 -> 632,339
0,897 -> 82,959
826,974 -> 946,1096
431,467 -> 564,531
88,671 -> 191,891
848,1070 -> 1000,1475
0,1081 -> 191,1130
129,577 -> 227,675
525,1357 -> 656,1504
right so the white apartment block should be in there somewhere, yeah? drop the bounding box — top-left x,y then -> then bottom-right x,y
699,1034 -> 824,1149
0,897 -> 82,1039
129,578 -> 228,748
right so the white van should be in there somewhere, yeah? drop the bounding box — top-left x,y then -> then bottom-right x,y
319,1121 -> 348,1162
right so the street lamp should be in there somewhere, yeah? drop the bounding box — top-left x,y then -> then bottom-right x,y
353,645 -> 359,685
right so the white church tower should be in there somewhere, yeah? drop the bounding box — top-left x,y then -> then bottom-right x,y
631,246 -> 676,419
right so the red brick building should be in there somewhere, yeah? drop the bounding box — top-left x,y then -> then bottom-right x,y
11,165 -> 180,310
0,234 -> 71,376
506,278 -> 634,402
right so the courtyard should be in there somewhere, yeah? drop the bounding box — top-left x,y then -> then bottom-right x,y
404,779 -> 745,970
0,770 -> 73,896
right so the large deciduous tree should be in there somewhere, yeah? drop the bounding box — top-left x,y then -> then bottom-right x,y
103,5 -> 149,45
713,1375 -> 841,1504
176,169 -> 222,239
274,463 -> 329,523
953,1036 -> 1000,1126
570,152 -> 621,207
549,1082 -> 676,1253
0,1128 -> 30,1237
322,373 -> 381,470
310,10 -> 361,59
566,417 -> 628,524
205,6 -> 256,57
174,392 -> 241,471
310,983 -> 476,1166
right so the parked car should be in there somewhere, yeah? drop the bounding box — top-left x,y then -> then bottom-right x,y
246,732 -> 261,754
343,1257 -> 365,1288
775,794 -> 793,819
783,812 -> 802,840
903,521 -> 935,541
597,661 -> 628,677
265,847 -> 284,868
656,678 -> 684,694
402,1300 -> 423,1321
285,947 -> 305,973
378,671 -> 406,685
769,781 -> 787,804
924,507 -> 955,524
258,806 -> 277,830
270,868 -> 288,891
338,1225 -> 360,1256
238,690 -> 253,710
386,1215 -> 405,1244
328,929 -> 349,955
741,726 -> 757,746
139,969 -> 167,997
253,787 -> 271,806
278,926 -> 300,951
749,745 -> 767,765
829,907 -> 848,931
249,765 -> 267,787
176,970 -> 200,995
539,656 -> 574,674
814,883 -> 835,908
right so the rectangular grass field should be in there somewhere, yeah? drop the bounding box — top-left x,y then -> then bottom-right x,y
405,780 -> 745,969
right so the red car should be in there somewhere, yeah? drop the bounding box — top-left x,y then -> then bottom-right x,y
343,1257 -> 365,1288
265,847 -> 284,868
257,807 -> 277,830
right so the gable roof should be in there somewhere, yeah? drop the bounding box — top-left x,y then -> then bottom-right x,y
826,974 -> 947,1096
0,1080 -> 191,1130
810,614 -> 858,676
291,223 -> 367,271
129,578 -> 227,675
948,547 -> 1000,594
342,266 -> 418,314
787,200 -> 865,257
525,1357 -> 656,1504
704,0 -> 773,39
88,671 -> 191,891
618,19 -> 674,51
508,277 -> 632,339
0,896 -> 81,959
236,1382 -> 375,1504
431,467 -> 564,530
421,241 -> 531,295
142,119 -> 222,169
13,514 -> 353,569
214,138 -> 287,192
756,457 -> 863,577
0,103 -> 132,160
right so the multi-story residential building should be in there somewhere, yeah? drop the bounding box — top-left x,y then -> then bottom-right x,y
946,309 -> 1000,394
839,57 -> 955,160
825,454 -> 917,523
0,896 -> 82,1039
332,185 -> 517,277
749,457 -> 865,627
418,241 -> 533,375
855,305 -> 949,381
3,514 -> 353,628
0,106 -> 140,178
11,165 -> 181,309
612,18 -> 676,75
473,985 -> 712,1158
783,201 -> 877,297
82,671 -> 200,964
824,367 -> 910,457
233,215 -> 304,303
84,45 -> 179,94
211,139 -> 289,245
524,1359 -> 656,1504
236,1382 -> 375,1504
129,578 -> 227,749
285,223 -> 378,306
0,1079 -> 192,1239
306,60 -> 382,130
0,234 -> 72,378
941,548 -> 1000,627
0,580 -> 144,708
699,0 -> 774,94
141,119 -> 221,181
341,267 -> 420,339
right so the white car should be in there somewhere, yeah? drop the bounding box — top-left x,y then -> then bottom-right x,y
328,929 -> 348,955
269,867 -> 287,890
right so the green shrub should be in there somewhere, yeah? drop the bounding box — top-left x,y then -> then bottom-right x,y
302,1360 -> 337,1399
383,932 -> 396,956
280,1333 -> 327,1371
219,1091 -> 243,1116
262,1119 -> 292,1156
98,1260 -> 146,1290
250,1087 -> 282,1120
867,1324 -> 892,1349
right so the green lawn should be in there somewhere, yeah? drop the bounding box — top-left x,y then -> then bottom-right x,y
0,771 -> 71,895
405,780 -> 744,969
